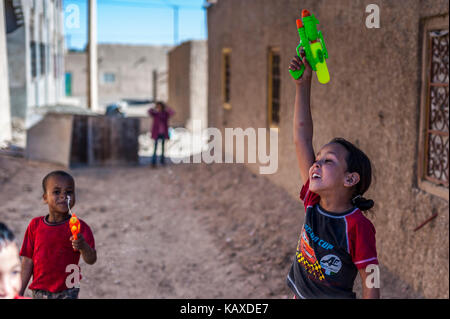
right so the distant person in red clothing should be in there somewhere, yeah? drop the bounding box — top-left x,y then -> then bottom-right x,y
0,222 -> 25,299
19,171 -> 96,299
148,101 -> 174,167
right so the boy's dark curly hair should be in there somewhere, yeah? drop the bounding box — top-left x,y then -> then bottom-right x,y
42,171 -> 75,195
0,222 -> 15,250
330,137 -> 374,211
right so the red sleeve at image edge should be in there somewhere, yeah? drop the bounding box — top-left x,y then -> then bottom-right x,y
346,214 -> 379,269
19,219 -> 38,259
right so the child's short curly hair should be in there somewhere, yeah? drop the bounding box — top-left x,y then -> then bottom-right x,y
0,222 -> 15,251
42,171 -> 75,195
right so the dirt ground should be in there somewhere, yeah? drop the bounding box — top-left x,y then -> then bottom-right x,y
0,154 -> 424,299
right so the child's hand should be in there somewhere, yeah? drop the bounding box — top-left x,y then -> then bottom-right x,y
70,234 -> 87,251
289,50 -> 312,85
70,234 -> 97,264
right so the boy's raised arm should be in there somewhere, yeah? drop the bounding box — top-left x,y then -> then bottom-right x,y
290,54 -> 315,184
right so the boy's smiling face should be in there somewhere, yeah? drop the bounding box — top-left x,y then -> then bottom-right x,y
0,243 -> 21,299
43,175 -> 75,215
309,143 -> 359,195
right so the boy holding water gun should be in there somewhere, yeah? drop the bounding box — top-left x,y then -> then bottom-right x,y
287,10 -> 380,299
19,171 -> 96,299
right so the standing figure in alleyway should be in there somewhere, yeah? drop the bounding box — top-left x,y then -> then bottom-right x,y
148,101 -> 175,167
287,52 -> 380,299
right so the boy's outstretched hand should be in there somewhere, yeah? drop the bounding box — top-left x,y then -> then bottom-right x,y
70,233 -> 87,251
70,234 -> 97,264
289,50 -> 313,85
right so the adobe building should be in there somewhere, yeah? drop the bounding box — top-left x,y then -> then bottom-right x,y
0,0 -> 66,150
0,0 -> 12,146
167,40 -> 208,130
3,0 -> 65,122
207,0 -> 449,298
64,44 -> 172,109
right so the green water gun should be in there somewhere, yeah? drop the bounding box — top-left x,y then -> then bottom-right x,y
289,10 -> 330,84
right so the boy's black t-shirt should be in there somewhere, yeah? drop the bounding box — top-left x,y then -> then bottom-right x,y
287,179 -> 378,299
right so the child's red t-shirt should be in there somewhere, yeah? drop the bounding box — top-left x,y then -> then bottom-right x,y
20,216 -> 95,293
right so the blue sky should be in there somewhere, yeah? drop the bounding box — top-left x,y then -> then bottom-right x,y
63,0 -> 208,49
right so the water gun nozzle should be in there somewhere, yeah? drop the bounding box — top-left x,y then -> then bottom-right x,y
302,9 -> 311,17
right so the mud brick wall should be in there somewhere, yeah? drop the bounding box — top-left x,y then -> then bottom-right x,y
168,41 -> 192,127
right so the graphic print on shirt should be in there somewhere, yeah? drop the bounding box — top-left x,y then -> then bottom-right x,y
319,254 -> 342,275
296,228 -> 325,281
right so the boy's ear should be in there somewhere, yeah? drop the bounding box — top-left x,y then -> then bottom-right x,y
43,193 -> 48,203
344,172 -> 360,187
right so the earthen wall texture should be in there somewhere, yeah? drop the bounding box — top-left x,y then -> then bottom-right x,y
65,44 -> 171,106
168,40 -> 208,129
207,0 -> 449,298
189,40 -> 208,131
168,41 -> 192,127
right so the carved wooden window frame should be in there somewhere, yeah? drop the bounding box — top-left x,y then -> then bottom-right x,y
417,14 -> 449,200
